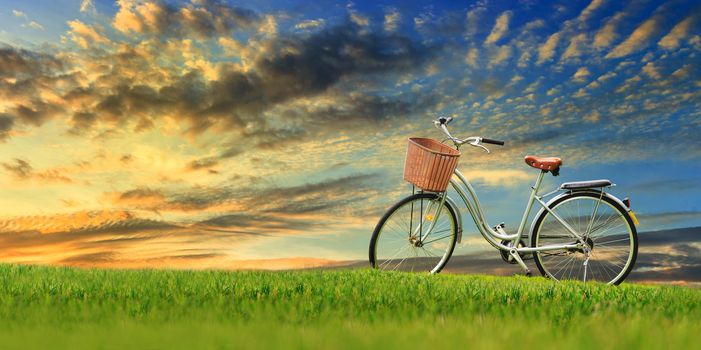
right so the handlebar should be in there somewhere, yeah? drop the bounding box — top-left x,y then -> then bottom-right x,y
433,116 -> 505,153
481,138 -> 505,146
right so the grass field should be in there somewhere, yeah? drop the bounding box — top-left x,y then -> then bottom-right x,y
0,264 -> 699,349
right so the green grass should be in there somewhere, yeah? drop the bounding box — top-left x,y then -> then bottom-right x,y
0,264 -> 698,349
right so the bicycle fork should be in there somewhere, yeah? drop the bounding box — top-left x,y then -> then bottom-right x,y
410,193 -> 448,245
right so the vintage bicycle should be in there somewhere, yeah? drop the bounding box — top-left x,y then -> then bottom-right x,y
369,117 -> 639,285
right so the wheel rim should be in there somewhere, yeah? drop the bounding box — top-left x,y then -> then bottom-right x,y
535,196 -> 635,284
373,197 -> 456,273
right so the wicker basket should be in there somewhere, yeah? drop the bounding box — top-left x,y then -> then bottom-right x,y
403,138 -> 461,192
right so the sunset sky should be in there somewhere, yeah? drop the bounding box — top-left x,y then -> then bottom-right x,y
0,0 -> 699,270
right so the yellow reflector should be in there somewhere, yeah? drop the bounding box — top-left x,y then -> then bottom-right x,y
629,211 -> 639,226
425,214 -> 434,221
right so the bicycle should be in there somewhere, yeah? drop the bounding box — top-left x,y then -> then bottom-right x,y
369,117 -> 639,285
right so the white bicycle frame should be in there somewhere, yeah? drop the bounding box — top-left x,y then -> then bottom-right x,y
418,167 -> 592,274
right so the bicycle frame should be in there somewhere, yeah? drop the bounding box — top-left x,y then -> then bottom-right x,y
449,168 -> 585,251
418,168 -> 588,273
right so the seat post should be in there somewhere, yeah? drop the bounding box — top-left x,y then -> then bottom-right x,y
515,170 -> 547,238
533,170 -> 546,195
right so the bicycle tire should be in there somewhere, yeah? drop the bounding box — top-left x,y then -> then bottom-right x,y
369,193 -> 458,273
531,191 -> 638,285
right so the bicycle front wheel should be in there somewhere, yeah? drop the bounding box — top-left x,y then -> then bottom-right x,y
369,193 -> 458,273
531,192 -> 638,285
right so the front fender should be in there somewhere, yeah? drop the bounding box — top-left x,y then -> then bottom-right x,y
443,195 -> 463,244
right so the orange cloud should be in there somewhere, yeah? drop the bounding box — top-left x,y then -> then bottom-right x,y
67,20 -> 110,48
1,159 -> 74,184
0,210 -> 137,234
606,16 -> 661,59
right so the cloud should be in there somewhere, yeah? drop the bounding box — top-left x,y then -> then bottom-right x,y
593,12 -> 625,49
572,67 -> 591,82
112,188 -> 167,208
561,33 -> 587,61
383,7 -> 400,32
257,14 -> 277,37
1,158 -> 73,183
577,0 -> 606,23
80,0 -> 97,14
294,19 -> 325,30
106,173 -> 383,218
531,0 -> 608,64
1,6 -> 445,148
516,51 -> 531,68
465,6 -> 486,37
184,147 -> 241,172
185,157 -> 219,171
0,209 -> 279,271
537,32 -> 561,64
12,9 -> 44,30
465,47 -> 478,67
0,47 -> 67,132
278,91 -> 441,138
414,10 -> 466,37
642,61 -> 661,79
56,17 -> 438,143
0,115 -> 14,141
12,10 -> 27,19
484,11 -> 512,45
113,0 -> 260,38
68,111 -> 98,134
628,178 -> 701,193
583,110 -> 600,123
28,21 -> 44,30
2,159 -> 33,179
488,45 -> 512,67
638,226 -> 701,245
67,20 -> 109,48
350,12 -> 369,27
256,21 -> 432,96
195,213 -> 308,233
658,15 -> 698,50
606,16 -> 662,59
0,210 -> 174,235
462,169 -> 531,186
257,174 -> 382,215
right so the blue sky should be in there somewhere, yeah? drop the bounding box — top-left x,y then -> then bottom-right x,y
0,0 -> 699,268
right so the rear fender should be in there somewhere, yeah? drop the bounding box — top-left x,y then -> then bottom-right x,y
527,189 -> 629,245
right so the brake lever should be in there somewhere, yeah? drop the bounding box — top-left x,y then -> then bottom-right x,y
469,139 -> 490,153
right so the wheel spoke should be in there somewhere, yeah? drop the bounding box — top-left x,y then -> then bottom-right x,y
533,194 -> 637,284
371,194 -> 456,273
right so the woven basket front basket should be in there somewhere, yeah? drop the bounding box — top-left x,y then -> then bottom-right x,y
403,137 -> 461,192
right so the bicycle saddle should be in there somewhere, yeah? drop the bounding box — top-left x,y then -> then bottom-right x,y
524,155 -> 562,172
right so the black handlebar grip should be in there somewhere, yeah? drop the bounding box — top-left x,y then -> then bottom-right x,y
438,116 -> 453,125
482,138 -> 505,146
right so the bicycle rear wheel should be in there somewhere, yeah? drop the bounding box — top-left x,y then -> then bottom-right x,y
531,192 -> 638,285
369,193 -> 458,273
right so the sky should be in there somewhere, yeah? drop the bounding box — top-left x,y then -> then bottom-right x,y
0,0 -> 699,272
